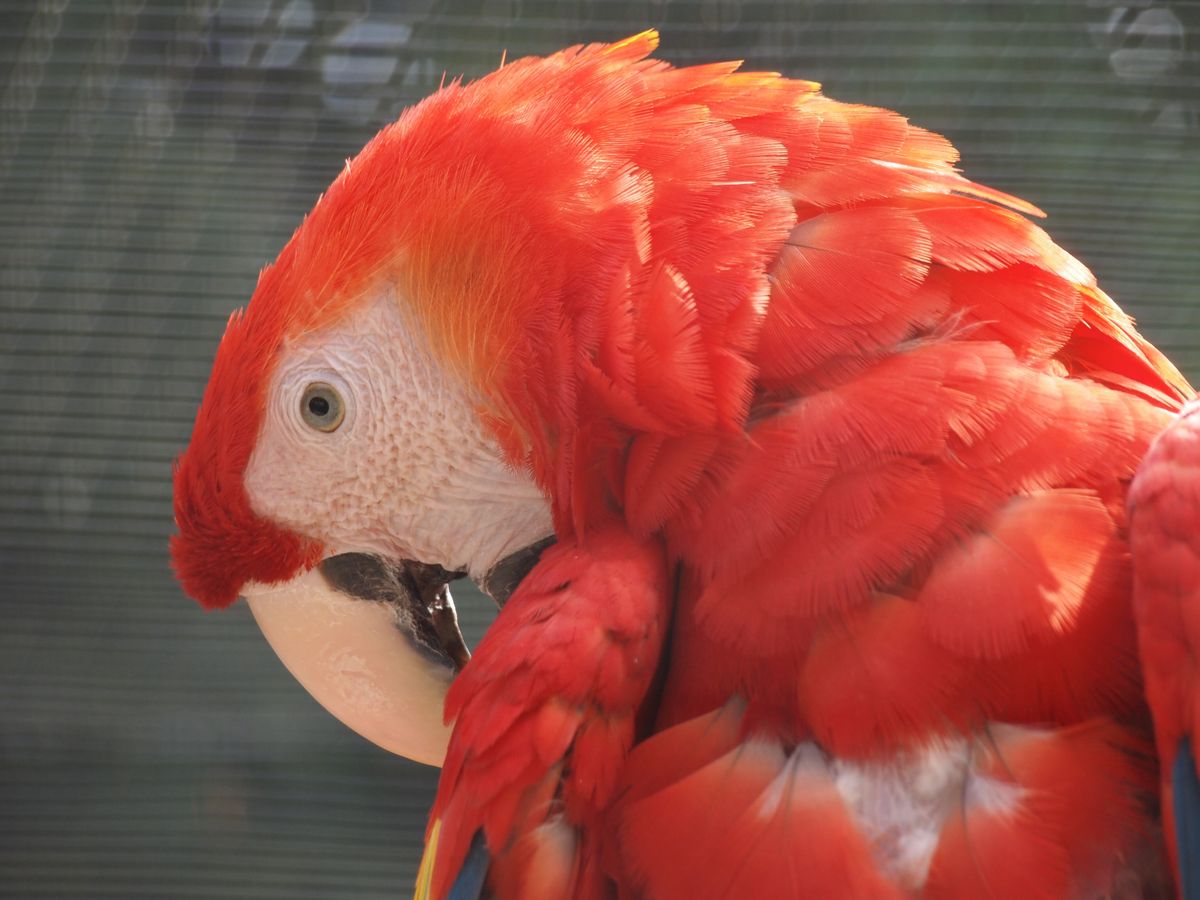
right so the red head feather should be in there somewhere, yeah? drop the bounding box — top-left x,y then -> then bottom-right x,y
171,307 -> 323,609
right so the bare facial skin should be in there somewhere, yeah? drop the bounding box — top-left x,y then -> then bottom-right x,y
243,289 -> 553,580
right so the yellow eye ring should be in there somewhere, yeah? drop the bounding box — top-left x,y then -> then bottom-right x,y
300,382 -> 345,432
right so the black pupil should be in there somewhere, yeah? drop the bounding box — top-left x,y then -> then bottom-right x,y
308,395 -> 330,417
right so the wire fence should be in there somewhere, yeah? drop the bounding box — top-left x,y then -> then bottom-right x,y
1,1 -> 1198,895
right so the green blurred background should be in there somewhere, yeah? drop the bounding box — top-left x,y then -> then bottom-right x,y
1,1 -> 1197,896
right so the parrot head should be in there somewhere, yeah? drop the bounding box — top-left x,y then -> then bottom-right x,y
167,37 -> 661,766
168,208 -> 560,767
170,255 -> 555,764
172,30 -> 797,766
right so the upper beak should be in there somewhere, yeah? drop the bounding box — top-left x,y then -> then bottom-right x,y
243,556 -> 467,767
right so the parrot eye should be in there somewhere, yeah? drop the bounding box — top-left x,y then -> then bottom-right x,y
300,383 -> 345,432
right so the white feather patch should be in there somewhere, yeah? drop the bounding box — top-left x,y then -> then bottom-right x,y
781,730 -> 1031,891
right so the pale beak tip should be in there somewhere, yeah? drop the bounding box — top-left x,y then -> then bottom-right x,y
244,567 -> 456,767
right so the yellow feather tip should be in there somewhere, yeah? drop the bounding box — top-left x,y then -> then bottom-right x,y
607,29 -> 660,55
414,819 -> 441,900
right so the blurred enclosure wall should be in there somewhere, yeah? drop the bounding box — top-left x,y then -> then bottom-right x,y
2,1 -> 1198,896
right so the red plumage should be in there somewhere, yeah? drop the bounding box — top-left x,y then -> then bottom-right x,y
171,28 -> 1194,898
413,32 -> 1192,897
1131,399 -> 1200,882
426,529 -> 670,899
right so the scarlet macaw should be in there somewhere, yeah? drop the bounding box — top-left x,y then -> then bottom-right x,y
171,32 -> 1197,898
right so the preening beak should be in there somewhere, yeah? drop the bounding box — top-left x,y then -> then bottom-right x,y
243,556 -> 468,767
240,540 -> 553,768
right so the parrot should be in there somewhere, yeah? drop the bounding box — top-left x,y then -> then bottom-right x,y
170,30 -> 1199,898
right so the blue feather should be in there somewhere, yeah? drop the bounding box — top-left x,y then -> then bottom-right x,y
1174,738 -> 1200,900
447,830 -> 490,900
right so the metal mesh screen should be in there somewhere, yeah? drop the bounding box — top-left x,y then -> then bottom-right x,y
2,2 -> 1198,896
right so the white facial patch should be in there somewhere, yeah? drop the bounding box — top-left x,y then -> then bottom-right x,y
243,289 -> 553,579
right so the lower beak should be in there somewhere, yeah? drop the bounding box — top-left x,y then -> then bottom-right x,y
243,556 -> 467,767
